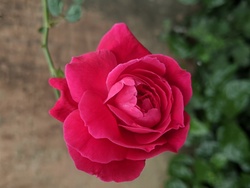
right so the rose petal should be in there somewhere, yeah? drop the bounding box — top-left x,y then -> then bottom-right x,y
126,140 -> 171,160
123,71 -> 173,132
107,104 -> 135,126
135,108 -> 161,128
67,145 -> 145,182
107,105 -> 160,134
167,86 -> 185,131
65,50 -> 117,102
119,123 -> 159,134
106,56 -> 166,90
49,78 -> 77,122
163,111 -> 190,152
126,112 -> 190,159
110,78 -> 162,128
97,23 -> 150,63
79,90 -> 121,139
79,92 -> 161,151
64,110 -> 128,163
114,85 -> 143,118
129,69 -> 171,113
148,54 -> 192,105
105,77 -> 135,102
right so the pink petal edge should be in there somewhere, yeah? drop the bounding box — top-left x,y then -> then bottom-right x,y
65,50 -> 117,102
97,23 -> 151,64
67,145 -> 145,182
49,78 -> 77,122
148,54 -> 192,105
64,110 -> 128,163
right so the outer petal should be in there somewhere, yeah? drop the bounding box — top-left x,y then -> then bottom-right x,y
163,112 -> 190,152
97,23 -> 151,63
68,145 -> 145,182
79,90 -> 121,139
65,50 -> 117,102
126,112 -> 190,159
49,78 -> 77,122
148,54 -> 192,105
64,110 -> 128,163
168,86 -> 185,130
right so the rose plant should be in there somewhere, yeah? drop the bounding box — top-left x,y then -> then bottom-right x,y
49,23 -> 192,182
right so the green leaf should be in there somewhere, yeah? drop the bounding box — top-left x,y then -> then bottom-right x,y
240,160 -> 250,173
65,4 -> 82,22
55,68 -> 64,78
169,163 -> 192,180
215,20 -> 230,36
168,154 -> 194,181
38,27 -> 45,33
165,178 -> 188,188
167,34 -> 191,59
223,80 -> 250,117
242,15 -> 250,38
210,153 -> 228,170
195,141 -> 218,157
190,117 -> 209,137
203,0 -> 226,8
216,173 -> 238,188
232,1 -> 250,38
231,40 -> 250,67
203,98 -> 223,123
239,173 -> 250,188
171,154 -> 194,165
187,17 -> 226,63
207,64 -> 237,88
48,0 -> 64,17
194,159 -> 217,185
217,123 -> 250,164
191,44 -> 211,63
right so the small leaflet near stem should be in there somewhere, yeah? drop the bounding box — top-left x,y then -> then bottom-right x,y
41,0 -> 60,99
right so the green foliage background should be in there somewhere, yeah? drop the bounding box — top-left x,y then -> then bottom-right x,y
162,0 -> 250,187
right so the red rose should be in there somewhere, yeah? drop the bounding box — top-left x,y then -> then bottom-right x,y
49,23 -> 192,182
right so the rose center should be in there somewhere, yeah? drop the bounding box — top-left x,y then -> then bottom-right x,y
106,77 -> 161,127
136,84 -> 157,113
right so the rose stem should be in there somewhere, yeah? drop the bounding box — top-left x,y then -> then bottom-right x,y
41,0 -> 60,99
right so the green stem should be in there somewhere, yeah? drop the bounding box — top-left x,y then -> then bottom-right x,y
41,0 -> 60,98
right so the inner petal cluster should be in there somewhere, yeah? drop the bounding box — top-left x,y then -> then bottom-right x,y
106,76 -> 161,128
136,84 -> 158,112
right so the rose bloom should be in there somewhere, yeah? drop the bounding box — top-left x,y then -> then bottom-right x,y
49,23 -> 192,182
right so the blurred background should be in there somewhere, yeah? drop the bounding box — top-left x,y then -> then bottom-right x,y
1,0 -> 250,188
0,0 -> 189,188
162,0 -> 250,187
